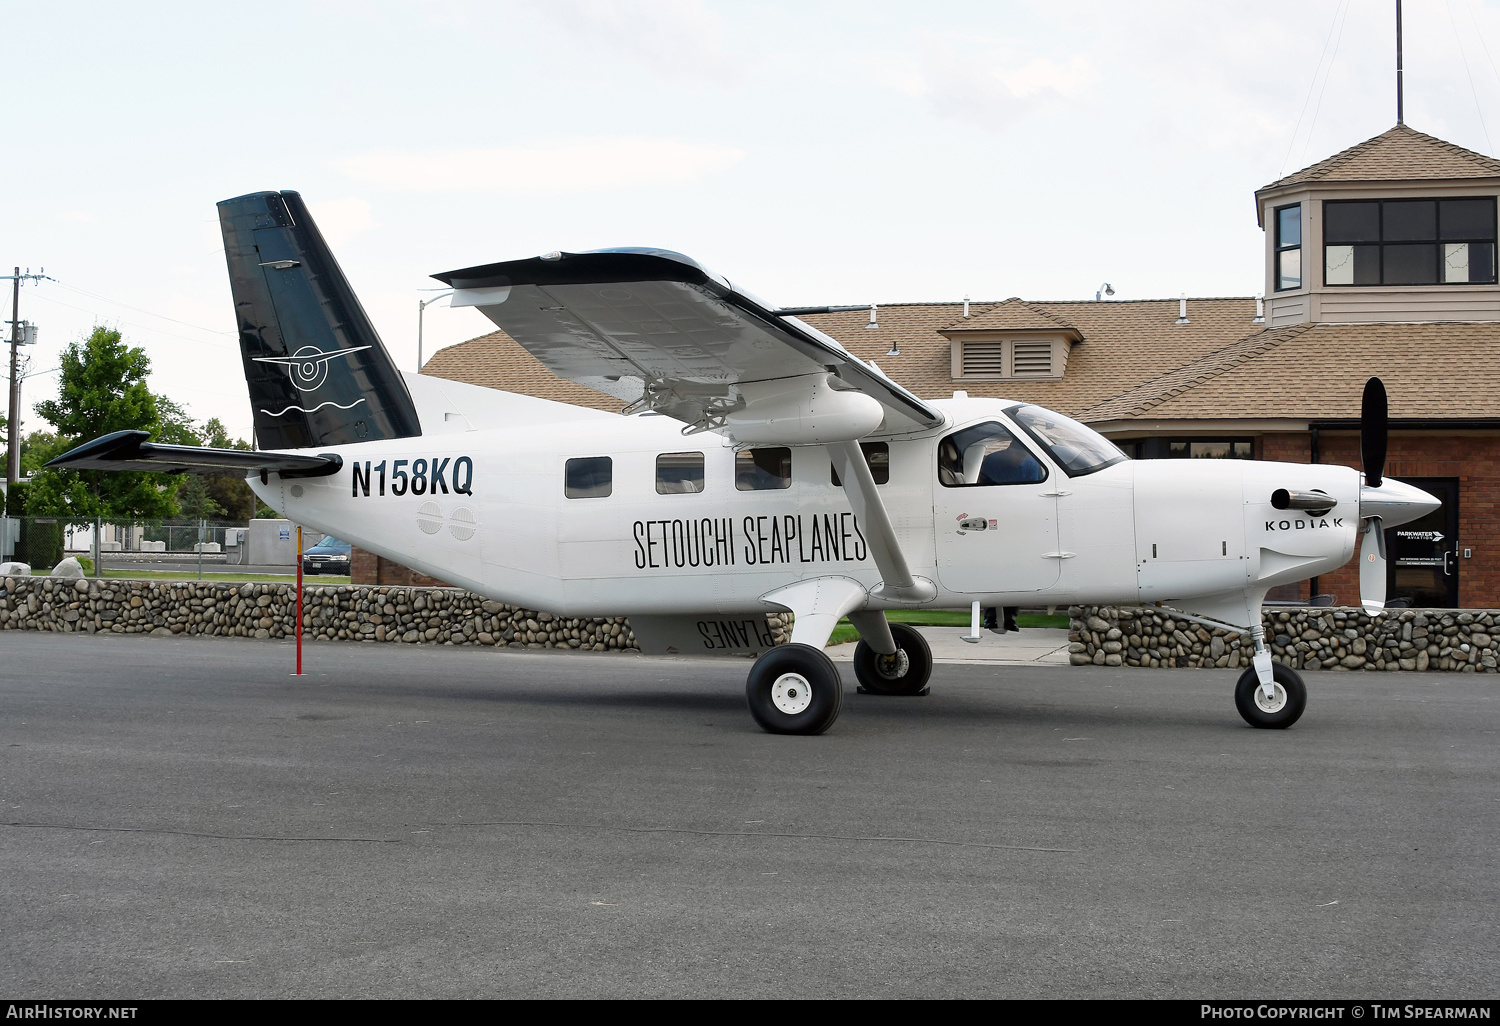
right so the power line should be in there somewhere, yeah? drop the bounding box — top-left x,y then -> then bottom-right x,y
25,291 -> 237,350
1279,0 -> 1349,180
1452,0 -> 1497,154
1300,0 -> 1351,171
1464,0 -> 1500,96
43,279 -> 235,337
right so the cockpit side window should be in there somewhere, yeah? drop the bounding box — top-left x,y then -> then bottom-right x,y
937,423 -> 1047,487
1009,405 -> 1128,477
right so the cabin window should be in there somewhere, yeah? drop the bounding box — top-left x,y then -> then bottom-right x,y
735,447 -> 792,490
1275,204 -> 1302,291
937,423 -> 1047,487
1324,198 -> 1496,286
830,442 -> 889,486
564,456 -> 612,498
656,451 -> 705,494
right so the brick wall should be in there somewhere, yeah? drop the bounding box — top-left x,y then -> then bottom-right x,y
350,546 -> 450,588
1260,430 -> 1500,608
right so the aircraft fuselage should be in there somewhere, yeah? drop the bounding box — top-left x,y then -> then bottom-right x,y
255,391 -> 1369,620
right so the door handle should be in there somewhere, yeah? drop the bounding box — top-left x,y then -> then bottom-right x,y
1444,550 -> 1458,576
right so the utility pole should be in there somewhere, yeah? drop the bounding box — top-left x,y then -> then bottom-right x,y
5,267 -> 46,489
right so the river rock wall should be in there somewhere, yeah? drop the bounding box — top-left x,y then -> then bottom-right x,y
1068,605 -> 1500,673
0,576 -> 793,651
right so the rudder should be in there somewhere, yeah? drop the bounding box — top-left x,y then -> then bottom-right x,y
218,190 -> 421,450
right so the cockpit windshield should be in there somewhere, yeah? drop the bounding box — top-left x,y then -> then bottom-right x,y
1009,405 -> 1128,477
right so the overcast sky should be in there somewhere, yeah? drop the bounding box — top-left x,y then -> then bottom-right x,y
6,0 -> 1500,442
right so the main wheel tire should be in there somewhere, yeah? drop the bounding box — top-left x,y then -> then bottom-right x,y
853,622 -> 934,696
746,643 -> 844,735
1234,662 -> 1307,729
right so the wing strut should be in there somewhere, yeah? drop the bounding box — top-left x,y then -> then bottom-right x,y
827,441 -> 936,605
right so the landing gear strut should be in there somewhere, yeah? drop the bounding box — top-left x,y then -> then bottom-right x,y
853,622 -> 933,696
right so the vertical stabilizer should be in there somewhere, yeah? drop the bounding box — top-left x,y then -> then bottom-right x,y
218,190 -> 421,449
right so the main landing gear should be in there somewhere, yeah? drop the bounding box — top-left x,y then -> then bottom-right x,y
1233,662 -> 1307,729
745,644 -> 844,735
852,622 -> 933,696
745,621 -> 935,735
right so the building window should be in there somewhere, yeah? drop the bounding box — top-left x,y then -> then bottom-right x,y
1126,438 -> 1254,460
656,451 -> 705,494
1324,198 -> 1496,286
735,448 -> 791,490
564,456 -> 612,498
1275,204 -> 1302,291
830,442 -> 889,486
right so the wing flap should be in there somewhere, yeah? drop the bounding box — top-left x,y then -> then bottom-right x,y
47,430 -> 343,478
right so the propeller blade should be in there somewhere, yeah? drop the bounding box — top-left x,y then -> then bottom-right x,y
1361,377 -> 1388,489
1360,515 -> 1387,614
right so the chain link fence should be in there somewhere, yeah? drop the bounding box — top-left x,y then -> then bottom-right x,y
0,516 -> 326,580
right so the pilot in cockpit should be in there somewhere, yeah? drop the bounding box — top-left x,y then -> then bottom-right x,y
979,438 -> 1045,486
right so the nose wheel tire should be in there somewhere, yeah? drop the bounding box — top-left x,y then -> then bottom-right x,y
746,644 -> 844,735
1234,662 -> 1307,729
853,622 -> 933,696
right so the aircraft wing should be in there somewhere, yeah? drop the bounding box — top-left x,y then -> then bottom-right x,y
432,249 -> 942,439
47,430 -> 342,478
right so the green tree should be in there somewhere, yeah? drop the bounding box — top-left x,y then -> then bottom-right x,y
186,415 -> 259,521
26,327 -> 180,521
18,430 -> 69,475
155,396 -> 201,447
176,474 -> 225,521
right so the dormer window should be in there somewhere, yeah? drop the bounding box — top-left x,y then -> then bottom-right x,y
1324,198 -> 1496,286
1275,204 -> 1302,291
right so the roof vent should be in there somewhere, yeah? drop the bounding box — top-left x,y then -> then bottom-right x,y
1175,294 -> 1190,325
963,294 -> 970,318
865,303 -> 878,330
1254,294 -> 1265,323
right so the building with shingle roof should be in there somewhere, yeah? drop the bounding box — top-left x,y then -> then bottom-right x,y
420,122 -> 1500,609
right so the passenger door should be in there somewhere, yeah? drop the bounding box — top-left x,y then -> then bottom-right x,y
932,421 -> 1060,594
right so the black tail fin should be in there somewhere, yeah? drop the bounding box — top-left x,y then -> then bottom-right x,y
218,190 -> 421,450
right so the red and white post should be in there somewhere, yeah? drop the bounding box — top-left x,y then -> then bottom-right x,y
295,524 -> 304,676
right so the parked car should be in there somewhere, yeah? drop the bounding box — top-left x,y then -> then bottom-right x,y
302,536 -> 352,576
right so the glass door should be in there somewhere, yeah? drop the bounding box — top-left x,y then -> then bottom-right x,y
1385,478 -> 1459,608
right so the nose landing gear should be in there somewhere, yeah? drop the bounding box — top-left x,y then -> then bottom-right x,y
1233,662 -> 1307,728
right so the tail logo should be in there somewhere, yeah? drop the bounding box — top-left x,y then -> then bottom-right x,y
254,345 -> 372,391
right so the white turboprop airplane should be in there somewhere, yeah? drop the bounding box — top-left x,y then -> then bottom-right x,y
51,191 -> 1441,734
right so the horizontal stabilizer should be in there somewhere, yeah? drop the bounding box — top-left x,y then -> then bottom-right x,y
46,430 -> 342,478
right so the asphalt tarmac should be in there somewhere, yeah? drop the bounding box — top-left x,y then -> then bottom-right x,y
1,632 -> 1496,999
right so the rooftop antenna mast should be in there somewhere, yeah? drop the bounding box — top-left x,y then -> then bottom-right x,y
1397,0 -> 1404,125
